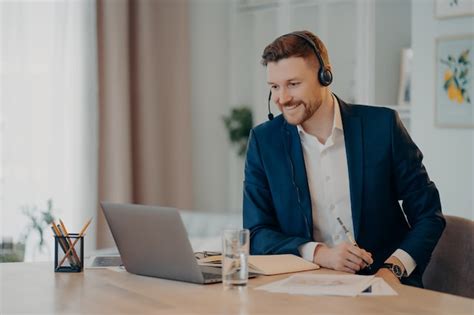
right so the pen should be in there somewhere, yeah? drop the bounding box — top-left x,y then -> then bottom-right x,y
336,217 -> 372,270
336,217 -> 356,245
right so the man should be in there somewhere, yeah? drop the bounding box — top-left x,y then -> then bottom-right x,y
243,30 -> 445,287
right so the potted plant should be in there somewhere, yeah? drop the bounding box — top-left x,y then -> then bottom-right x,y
222,106 -> 253,157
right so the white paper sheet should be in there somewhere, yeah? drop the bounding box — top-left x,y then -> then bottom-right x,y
256,274 -> 376,296
359,277 -> 398,296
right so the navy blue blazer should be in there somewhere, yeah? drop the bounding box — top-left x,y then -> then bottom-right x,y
243,97 -> 445,287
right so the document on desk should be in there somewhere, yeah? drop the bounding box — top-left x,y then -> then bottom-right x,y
256,274 -> 396,296
360,277 -> 398,296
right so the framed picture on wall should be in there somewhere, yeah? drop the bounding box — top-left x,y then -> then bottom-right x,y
435,0 -> 474,19
435,34 -> 474,128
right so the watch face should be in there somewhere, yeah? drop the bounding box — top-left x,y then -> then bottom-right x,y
393,264 -> 403,277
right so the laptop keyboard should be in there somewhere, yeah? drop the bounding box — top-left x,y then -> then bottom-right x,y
90,256 -> 123,267
202,272 -> 222,281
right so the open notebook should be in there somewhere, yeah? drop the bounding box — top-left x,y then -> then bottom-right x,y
197,254 -> 319,275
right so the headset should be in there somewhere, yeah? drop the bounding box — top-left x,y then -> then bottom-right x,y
267,32 -> 333,121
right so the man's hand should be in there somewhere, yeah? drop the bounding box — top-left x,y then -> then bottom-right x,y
313,243 -> 373,273
375,268 -> 401,286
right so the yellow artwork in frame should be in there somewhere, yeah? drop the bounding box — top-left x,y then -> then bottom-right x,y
435,34 -> 474,128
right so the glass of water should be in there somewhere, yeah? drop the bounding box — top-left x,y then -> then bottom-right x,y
222,229 -> 249,288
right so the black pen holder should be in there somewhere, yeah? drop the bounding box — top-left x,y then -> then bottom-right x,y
54,234 -> 84,272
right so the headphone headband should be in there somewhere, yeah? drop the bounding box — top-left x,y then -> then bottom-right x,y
288,32 -> 333,87
290,33 -> 325,70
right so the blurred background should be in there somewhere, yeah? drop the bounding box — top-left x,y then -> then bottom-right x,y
1,0 -> 473,262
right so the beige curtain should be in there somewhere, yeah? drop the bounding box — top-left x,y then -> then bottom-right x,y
96,0 -> 193,248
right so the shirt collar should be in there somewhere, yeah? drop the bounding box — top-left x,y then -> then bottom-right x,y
297,94 -> 343,136
333,95 -> 343,132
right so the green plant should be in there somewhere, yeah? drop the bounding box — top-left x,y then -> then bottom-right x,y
20,199 -> 56,255
222,106 -> 253,157
0,199 -> 55,263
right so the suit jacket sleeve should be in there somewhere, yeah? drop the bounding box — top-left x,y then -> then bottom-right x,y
243,129 -> 310,256
390,111 -> 445,271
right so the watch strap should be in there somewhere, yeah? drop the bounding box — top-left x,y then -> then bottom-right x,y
382,263 -> 405,279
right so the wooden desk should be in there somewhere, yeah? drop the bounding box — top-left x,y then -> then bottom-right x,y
1,262 -> 473,314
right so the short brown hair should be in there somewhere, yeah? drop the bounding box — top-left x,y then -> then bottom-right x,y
261,30 -> 331,70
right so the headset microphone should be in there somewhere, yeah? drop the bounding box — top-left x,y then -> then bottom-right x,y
267,90 -> 274,120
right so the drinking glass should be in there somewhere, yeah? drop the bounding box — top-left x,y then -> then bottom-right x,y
222,229 -> 249,288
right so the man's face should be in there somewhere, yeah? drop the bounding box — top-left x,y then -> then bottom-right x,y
267,56 -> 323,126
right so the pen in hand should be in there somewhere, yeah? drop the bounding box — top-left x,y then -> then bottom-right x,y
336,217 -> 372,270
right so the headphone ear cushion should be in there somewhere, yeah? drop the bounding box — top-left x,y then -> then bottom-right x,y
319,68 -> 333,86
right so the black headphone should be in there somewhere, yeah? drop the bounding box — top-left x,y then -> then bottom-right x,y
267,32 -> 333,121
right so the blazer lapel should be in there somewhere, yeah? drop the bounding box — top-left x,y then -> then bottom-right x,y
338,99 -> 363,240
281,122 -> 313,239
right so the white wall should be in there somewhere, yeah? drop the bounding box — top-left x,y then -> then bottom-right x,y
190,0 -> 232,212
228,2 -> 255,211
411,1 -> 474,219
374,0 -> 411,105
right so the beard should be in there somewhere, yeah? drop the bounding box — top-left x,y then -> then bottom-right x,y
280,99 -> 320,126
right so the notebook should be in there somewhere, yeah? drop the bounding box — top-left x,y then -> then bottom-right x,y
198,254 -> 320,275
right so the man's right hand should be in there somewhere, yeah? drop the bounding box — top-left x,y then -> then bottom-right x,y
313,243 -> 373,273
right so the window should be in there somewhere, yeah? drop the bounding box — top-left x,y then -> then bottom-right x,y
1,0 -> 98,261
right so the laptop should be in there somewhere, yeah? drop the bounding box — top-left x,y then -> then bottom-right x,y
100,202 -> 224,284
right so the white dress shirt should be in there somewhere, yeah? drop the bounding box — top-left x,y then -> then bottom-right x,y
297,95 -> 416,276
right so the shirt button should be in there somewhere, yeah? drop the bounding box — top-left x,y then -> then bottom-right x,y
325,176 -> 330,182
335,235 -> 340,241
330,204 -> 335,211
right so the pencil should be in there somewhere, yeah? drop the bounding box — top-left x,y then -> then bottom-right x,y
51,222 -> 77,267
57,218 -> 92,268
59,219 -> 81,266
